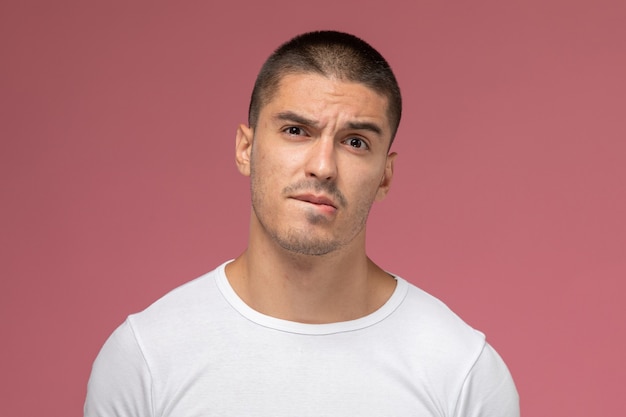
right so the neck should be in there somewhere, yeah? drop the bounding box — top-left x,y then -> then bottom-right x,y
225,223 -> 395,324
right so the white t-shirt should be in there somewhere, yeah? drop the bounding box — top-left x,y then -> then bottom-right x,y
85,261 -> 519,416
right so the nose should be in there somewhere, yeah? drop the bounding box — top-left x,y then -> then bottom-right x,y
305,136 -> 337,181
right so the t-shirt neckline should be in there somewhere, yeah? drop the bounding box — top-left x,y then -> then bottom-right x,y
215,260 -> 408,335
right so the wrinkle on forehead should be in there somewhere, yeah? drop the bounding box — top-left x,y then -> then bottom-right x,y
268,73 -> 390,138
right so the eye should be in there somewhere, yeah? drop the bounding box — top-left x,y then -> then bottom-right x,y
283,126 -> 307,136
344,137 -> 369,150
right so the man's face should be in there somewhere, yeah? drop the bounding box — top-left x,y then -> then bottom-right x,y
236,72 -> 396,256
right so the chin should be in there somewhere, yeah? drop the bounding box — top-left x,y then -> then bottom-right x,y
276,234 -> 341,257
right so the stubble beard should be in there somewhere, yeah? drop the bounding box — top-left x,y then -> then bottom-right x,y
251,190 -> 345,257
250,170 -> 373,257
253,204 -> 370,257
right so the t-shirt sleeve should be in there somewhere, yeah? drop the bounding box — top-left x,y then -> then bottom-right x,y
453,343 -> 520,417
84,319 -> 153,417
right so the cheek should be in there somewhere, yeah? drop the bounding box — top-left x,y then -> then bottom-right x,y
356,162 -> 386,188
251,146 -> 295,192
346,172 -> 384,203
254,140 -> 297,168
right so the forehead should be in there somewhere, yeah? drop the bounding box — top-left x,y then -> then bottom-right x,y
260,73 -> 391,131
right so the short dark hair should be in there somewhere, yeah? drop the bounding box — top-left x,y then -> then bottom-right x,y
248,31 -> 402,143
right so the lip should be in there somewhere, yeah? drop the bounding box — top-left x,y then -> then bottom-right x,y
291,194 -> 337,209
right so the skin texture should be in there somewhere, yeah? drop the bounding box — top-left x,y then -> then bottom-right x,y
227,72 -> 398,323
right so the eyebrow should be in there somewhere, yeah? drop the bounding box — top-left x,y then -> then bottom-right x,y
346,121 -> 382,136
275,111 -> 384,136
275,111 -> 319,127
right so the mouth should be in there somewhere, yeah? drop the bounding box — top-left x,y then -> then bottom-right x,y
292,194 -> 337,210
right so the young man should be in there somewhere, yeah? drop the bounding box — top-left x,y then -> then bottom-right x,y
85,31 -> 519,416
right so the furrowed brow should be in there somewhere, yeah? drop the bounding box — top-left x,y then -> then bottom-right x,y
346,121 -> 383,136
275,111 -> 383,137
275,111 -> 319,127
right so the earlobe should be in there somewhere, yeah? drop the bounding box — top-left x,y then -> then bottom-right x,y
375,152 -> 397,201
235,124 -> 254,177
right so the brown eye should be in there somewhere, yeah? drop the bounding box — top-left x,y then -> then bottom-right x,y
285,126 -> 304,135
347,138 -> 368,150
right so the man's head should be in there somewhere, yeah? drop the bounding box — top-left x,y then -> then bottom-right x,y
248,30 -> 402,144
236,31 -> 400,257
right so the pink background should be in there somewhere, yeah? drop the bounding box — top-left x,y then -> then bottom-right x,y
1,1 -> 625,415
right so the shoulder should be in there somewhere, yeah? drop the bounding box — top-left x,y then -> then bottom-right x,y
382,278 -> 486,383
123,263 -> 234,351
85,263 -> 232,415
455,343 -> 520,416
392,278 -> 486,350
129,267 -> 222,325
388,277 -> 519,416
90,262 -> 233,372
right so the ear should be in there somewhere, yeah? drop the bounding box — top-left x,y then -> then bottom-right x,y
375,152 -> 397,201
235,124 -> 254,177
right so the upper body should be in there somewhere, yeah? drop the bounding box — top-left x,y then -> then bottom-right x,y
84,261 -> 519,417
85,31 -> 519,416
